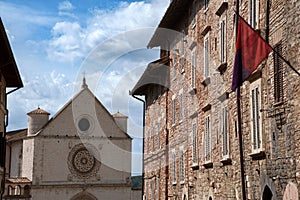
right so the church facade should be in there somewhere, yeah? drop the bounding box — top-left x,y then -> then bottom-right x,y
5,80 -> 136,200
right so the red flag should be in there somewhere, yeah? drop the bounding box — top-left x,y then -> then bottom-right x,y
231,15 -> 273,91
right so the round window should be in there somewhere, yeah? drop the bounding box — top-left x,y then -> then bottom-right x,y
78,118 -> 90,132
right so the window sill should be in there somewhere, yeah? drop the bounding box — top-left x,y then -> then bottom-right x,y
203,161 -> 213,169
180,181 -> 185,185
202,103 -> 211,112
217,62 -> 227,74
201,77 -> 211,86
221,157 -> 232,166
215,2 -> 228,16
249,150 -> 266,160
201,25 -> 211,36
273,101 -> 284,107
172,182 -> 177,186
192,164 -> 199,170
189,88 -> 197,95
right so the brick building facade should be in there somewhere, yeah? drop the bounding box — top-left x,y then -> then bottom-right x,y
131,0 -> 300,199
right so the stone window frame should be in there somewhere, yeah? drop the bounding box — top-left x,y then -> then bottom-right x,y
220,17 -> 227,64
179,89 -> 184,123
250,79 -> 263,153
204,34 -> 210,78
222,105 -> 229,159
157,119 -> 161,149
191,47 -> 196,89
249,0 -> 259,29
171,95 -> 176,126
179,146 -> 185,184
171,149 -> 177,185
192,121 -> 198,166
204,115 -> 211,163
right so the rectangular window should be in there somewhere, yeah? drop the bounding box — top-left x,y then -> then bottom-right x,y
151,129 -> 155,153
205,116 -> 211,162
180,31 -> 185,72
251,86 -> 261,150
250,0 -> 257,28
151,179 -> 155,200
179,148 -> 184,183
145,181 -> 148,200
156,178 -> 159,200
172,150 -> 176,184
220,19 -> 226,63
192,0 -> 197,27
204,37 -> 209,78
191,49 -> 196,88
172,98 -> 176,125
173,55 -> 177,79
179,93 -> 183,121
274,43 -> 283,103
157,121 -> 161,148
204,0 -> 210,10
222,106 -> 229,157
192,123 -> 198,165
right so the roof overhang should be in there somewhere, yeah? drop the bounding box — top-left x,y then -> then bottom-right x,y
130,56 -> 170,96
0,18 -> 23,88
148,0 -> 189,48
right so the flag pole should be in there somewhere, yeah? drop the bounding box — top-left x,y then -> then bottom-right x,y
272,49 -> 300,76
235,1 -> 247,200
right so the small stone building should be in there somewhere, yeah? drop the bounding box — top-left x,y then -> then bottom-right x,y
132,0 -> 300,199
5,80 -> 136,200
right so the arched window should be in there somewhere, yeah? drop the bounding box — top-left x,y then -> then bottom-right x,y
14,185 -> 21,195
24,185 -> 30,196
262,186 -> 273,200
8,185 -> 13,195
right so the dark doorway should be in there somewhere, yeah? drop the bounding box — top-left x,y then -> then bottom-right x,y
262,186 -> 273,200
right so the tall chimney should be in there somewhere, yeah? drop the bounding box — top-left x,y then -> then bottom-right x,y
112,112 -> 128,133
27,107 -> 50,135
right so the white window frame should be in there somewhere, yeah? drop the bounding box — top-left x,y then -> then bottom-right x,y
179,147 -> 185,184
220,18 -> 226,63
172,95 -> 176,126
205,115 -> 211,162
157,120 -> 161,149
204,0 -> 210,11
204,35 -> 210,78
180,31 -> 185,73
173,54 -> 177,80
179,90 -> 183,122
171,150 -> 177,185
152,128 -> 155,152
222,106 -> 229,158
249,0 -> 259,29
191,0 -> 197,28
192,122 -> 198,165
191,48 -> 196,88
250,79 -> 262,153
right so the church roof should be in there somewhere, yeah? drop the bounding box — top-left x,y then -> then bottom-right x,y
27,107 -> 50,115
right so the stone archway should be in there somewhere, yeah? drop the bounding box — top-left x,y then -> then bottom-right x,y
71,192 -> 97,200
262,186 -> 273,200
283,182 -> 298,200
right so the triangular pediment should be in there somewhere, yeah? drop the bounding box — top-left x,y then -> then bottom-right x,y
39,88 -> 131,139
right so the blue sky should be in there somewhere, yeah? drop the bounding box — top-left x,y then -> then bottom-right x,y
1,0 -> 169,175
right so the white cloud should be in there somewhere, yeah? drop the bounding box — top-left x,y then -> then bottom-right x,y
58,1 -> 75,11
47,0 -> 169,63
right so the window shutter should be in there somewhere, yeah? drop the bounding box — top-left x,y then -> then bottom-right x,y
274,43 -> 283,102
205,116 -> 210,161
222,107 -> 228,156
